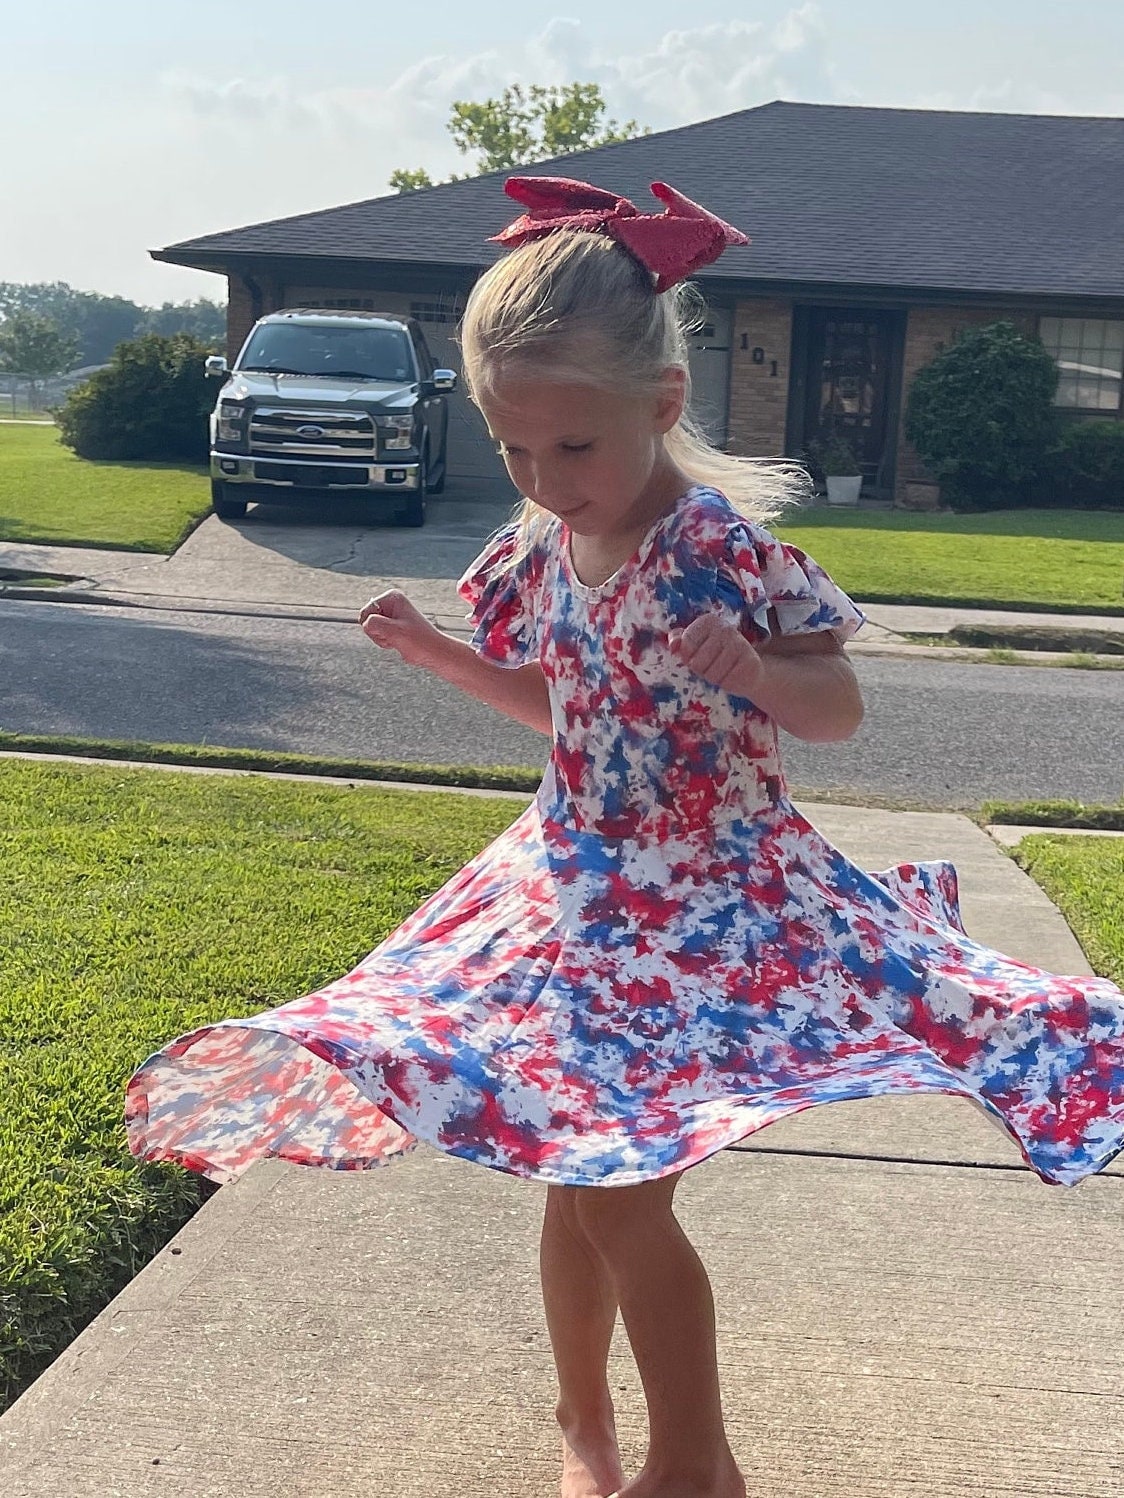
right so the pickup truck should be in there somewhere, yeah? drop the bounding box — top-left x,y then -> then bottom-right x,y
205,308 -> 457,526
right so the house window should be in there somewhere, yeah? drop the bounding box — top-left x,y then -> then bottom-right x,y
1038,317 -> 1123,412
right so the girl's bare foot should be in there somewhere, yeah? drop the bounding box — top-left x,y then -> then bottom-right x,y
607,1450 -> 747,1498
559,1416 -> 626,1498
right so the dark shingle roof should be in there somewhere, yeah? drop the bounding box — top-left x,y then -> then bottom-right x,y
154,101 -> 1124,299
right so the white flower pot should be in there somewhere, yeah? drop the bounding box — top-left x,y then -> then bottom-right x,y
826,474 -> 863,506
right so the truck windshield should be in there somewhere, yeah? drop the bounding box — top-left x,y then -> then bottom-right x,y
238,324 -> 415,382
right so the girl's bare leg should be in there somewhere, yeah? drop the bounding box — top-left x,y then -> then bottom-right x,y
540,1185 -> 626,1497
573,1170 -> 746,1497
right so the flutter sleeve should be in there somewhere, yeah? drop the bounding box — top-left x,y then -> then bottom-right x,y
456,523 -> 541,668
711,519 -> 867,645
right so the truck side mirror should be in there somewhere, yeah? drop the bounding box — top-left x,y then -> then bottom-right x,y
433,369 -> 457,393
205,356 -> 229,377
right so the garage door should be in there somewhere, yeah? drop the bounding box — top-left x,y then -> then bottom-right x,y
687,304 -> 733,447
409,300 -> 509,483
285,286 -> 508,486
416,296 -> 732,463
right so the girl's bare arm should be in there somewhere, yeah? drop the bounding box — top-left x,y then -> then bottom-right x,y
673,607 -> 864,743
359,590 -> 553,737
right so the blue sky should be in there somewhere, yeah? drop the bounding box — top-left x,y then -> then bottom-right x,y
3,0 -> 1122,306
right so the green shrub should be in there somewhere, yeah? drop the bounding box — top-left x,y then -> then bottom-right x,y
904,322 -> 1061,510
55,332 -> 215,462
1038,420 -> 1124,511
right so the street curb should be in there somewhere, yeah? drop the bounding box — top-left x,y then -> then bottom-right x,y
0,583 -> 361,623
845,640 -> 1124,667
985,823 -> 1124,845
3,584 -> 1122,666
0,583 -> 473,632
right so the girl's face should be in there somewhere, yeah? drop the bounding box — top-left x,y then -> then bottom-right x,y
478,371 -> 687,537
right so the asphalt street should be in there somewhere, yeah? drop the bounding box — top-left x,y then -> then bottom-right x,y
2,597 -> 1120,808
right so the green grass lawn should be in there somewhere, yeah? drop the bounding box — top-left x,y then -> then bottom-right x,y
0,421 -> 209,552
0,757 -> 525,1412
774,505 -> 1124,613
1008,833 -> 1124,986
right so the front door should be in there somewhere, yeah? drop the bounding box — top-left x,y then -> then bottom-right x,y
802,308 -> 899,483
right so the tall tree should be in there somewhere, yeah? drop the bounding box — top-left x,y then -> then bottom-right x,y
141,298 -> 225,345
0,283 -> 141,365
0,311 -> 80,405
388,166 -> 435,193
391,82 -> 649,190
0,283 -> 226,365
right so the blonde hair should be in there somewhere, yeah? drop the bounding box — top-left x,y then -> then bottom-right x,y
458,229 -> 811,553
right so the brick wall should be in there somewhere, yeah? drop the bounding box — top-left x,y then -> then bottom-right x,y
225,278 -> 254,362
727,298 -> 793,456
895,305 -> 1036,495
224,274 -> 289,362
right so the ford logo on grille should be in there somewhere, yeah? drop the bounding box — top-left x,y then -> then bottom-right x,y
296,424 -> 325,438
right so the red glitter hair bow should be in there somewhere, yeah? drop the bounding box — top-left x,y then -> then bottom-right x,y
489,176 -> 749,293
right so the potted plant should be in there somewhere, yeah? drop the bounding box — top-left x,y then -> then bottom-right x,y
806,432 -> 863,506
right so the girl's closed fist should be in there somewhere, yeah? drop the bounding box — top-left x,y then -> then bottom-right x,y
673,614 -> 764,697
359,590 -> 442,667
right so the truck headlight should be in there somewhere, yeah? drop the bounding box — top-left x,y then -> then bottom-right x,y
217,401 -> 248,442
377,414 -> 414,450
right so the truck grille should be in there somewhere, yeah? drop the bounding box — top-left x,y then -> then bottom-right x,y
248,407 -> 377,459
253,462 -> 370,486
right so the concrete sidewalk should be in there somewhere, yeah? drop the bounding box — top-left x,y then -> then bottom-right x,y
2,799 -> 1122,1497
3,512 -> 1123,654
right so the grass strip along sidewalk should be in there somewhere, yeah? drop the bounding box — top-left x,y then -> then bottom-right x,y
1006,834 -> 1124,992
978,797 -> 1124,832
0,731 -> 545,794
2,749 -> 1122,1414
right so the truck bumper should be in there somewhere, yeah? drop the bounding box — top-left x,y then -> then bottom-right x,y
211,453 -> 421,491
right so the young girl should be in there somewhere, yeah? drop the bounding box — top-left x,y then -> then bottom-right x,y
127,177 -> 1124,1498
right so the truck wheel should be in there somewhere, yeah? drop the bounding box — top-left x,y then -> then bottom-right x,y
399,491 -> 426,527
211,480 -> 248,520
426,450 -> 446,495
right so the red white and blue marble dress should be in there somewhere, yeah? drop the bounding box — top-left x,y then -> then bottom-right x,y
125,484 -> 1124,1188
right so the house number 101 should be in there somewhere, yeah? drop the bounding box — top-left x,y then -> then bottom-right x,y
741,334 -> 778,376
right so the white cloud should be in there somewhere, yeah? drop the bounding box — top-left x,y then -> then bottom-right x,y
164,72 -> 307,123
160,10 -> 837,186
773,3 -> 825,54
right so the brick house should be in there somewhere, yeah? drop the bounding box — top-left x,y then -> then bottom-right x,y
154,100 -> 1124,505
